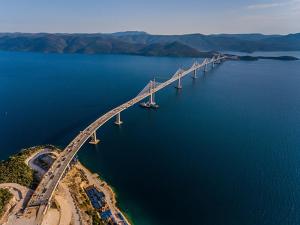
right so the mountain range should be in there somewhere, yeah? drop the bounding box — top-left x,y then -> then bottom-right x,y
0,31 -> 299,57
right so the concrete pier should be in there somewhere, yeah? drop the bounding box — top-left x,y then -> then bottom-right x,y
114,113 -> 123,125
192,69 -> 197,79
176,76 -> 182,89
89,132 -> 100,144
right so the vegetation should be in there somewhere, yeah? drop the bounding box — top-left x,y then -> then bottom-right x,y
65,166 -> 109,225
0,145 -> 57,188
86,210 -> 105,225
0,188 -> 13,217
1,32 -> 300,57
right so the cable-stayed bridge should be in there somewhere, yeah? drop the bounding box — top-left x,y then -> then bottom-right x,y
26,54 -> 227,224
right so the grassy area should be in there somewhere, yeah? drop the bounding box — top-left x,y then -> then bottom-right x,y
0,145 -> 57,189
0,188 -> 13,217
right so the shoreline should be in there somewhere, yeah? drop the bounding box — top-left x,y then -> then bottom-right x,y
76,161 -> 133,225
105,184 -> 135,225
0,146 -> 133,225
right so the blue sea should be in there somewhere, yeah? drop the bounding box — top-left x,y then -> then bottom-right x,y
0,51 -> 300,225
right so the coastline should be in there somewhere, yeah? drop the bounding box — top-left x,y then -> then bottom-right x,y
0,146 -> 133,225
75,161 -> 133,225
1,47 -> 300,225
106,184 -> 135,225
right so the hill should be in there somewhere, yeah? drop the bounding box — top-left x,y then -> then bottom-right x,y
112,32 -> 300,52
0,32 -> 299,57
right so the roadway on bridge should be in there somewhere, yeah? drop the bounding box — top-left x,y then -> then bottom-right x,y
27,55 -> 227,224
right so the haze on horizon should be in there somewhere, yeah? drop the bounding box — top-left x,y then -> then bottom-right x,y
0,0 -> 299,35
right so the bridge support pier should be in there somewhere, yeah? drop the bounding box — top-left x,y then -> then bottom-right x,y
149,93 -> 154,104
176,76 -> 182,89
192,69 -> 197,79
89,132 -> 100,145
114,113 -> 123,125
140,80 -> 159,108
204,64 -> 208,73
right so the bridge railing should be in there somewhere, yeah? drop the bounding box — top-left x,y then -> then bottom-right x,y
27,54 -> 227,211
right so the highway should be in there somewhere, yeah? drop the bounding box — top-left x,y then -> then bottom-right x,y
26,55 -> 227,224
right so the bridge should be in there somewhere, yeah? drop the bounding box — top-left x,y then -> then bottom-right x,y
26,54 -> 227,224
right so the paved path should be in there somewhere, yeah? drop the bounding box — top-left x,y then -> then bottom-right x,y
25,148 -> 59,179
25,149 -> 80,225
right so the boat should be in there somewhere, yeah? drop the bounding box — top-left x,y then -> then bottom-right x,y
139,102 -> 159,109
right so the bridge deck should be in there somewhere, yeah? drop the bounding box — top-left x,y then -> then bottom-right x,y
27,56 -> 226,214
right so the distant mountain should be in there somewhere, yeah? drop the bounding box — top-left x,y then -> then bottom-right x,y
110,31 -> 149,36
138,41 -> 215,57
112,32 -> 300,52
211,33 -> 281,41
0,32 -> 299,57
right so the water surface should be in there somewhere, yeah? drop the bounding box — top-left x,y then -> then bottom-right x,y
0,51 -> 300,225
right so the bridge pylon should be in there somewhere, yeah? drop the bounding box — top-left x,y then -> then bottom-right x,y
176,73 -> 182,89
148,79 -> 159,107
89,132 -> 100,145
148,80 -> 156,104
114,112 -> 123,125
215,55 -> 221,64
22,56 -> 228,224
139,79 -> 159,109
192,69 -> 197,79
203,59 -> 208,73
204,63 -> 208,72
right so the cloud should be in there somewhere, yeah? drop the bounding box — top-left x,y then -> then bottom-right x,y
247,3 -> 283,9
247,0 -> 300,10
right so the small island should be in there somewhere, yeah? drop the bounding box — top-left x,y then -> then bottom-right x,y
238,55 -> 299,61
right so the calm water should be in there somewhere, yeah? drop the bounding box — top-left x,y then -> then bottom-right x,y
223,51 -> 300,58
1,51 -> 300,225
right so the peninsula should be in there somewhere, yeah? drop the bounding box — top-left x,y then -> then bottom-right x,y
0,146 -> 130,225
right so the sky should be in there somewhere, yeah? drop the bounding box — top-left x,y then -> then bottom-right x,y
0,0 -> 299,35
